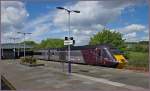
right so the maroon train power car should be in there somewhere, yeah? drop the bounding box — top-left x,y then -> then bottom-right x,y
34,44 -> 127,68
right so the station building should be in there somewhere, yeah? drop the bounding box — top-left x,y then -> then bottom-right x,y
1,43 -> 33,59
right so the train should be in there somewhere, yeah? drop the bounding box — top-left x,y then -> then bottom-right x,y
34,44 -> 128,68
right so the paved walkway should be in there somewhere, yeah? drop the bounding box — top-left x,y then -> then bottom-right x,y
0,60 -> 149,90
37,60 -> 149,89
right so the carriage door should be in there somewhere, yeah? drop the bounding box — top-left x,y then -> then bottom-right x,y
95,48 -> 102,64
48,50 -> 50,60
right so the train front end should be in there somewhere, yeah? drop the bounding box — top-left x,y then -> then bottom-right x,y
110,49 -> 128,68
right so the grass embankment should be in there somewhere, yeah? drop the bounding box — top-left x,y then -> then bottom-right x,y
125,51 -> 149,71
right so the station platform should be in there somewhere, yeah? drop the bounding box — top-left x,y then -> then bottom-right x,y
0,60 -> 149,90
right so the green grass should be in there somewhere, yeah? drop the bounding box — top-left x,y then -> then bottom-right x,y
126,51 -> 149,69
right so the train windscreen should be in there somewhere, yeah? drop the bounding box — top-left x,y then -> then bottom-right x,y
110,49 -> 124,55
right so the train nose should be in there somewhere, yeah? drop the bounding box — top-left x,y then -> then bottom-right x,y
114,55 -> 128,69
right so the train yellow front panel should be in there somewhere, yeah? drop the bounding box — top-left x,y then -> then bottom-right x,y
114,55 -> 125,63
114,55 -> 127,68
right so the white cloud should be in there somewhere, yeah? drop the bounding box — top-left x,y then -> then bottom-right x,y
2,30 -> 22,43
53,1 -> 142,27
54,1 -> 120,27
144,29 -> 149,33
53,1 -> 142,45
1,1 -> 55,43
73,35 -> 91,46
1,1 -> 29,43
125,35 -> 149,42
21,13 -> 56,42
1,0 -> 147,45
1,1 -> 29,28
22,13 -> 52,31
29,23 -> 52,40
141,36 -> 149,41
115,24 -> 149,42
123,32 -> 136,39
119,24 -> 146,34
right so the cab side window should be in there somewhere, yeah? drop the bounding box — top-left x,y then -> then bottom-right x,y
98,49 -> 101,56
52,51 -> 55,55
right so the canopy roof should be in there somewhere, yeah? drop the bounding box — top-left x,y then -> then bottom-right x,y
1,43 -> 33,49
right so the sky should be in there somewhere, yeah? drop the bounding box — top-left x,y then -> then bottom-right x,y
1,0 -> 149,46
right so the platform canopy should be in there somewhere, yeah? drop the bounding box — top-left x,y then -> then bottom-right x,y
1,43 -> 33,49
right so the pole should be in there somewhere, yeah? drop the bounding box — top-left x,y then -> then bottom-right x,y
68,11 -> 71,74
149,0 -> 150,74
0,23 -> 1,61
17,32 -> 31,58
1,47 -> 3,59
24,33 -> 26,58
14,39 -> 15,60
18,44 -> 19,58
56,7 -> 80,74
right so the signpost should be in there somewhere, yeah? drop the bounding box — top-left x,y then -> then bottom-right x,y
64,40 -> 73,45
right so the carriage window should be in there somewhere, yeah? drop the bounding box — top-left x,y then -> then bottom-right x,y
95,48 -> 101,56
102,48 -> 114,60
98,49 -> 101,56
102,49 -> 108,58
110,49 -> 123,55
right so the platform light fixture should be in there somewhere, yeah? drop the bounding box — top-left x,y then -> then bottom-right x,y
17,32 -> 32,58
56,7 -> 80,74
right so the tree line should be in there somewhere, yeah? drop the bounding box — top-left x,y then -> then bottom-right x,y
21,38 -> 64,50
22,29 -> 148,53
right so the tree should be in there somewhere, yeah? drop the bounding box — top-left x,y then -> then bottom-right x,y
37,38 -> 64,48
21,41 -> 38,47
89,29 -> 126,50
139,41 -> 149,45
20,41 -> 38,51
131,42 -> 148,52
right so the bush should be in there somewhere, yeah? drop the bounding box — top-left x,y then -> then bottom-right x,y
127,43 -> 148,53
20,56 -> 37,64
123,51 -> 130,59
127,51 -> 149,69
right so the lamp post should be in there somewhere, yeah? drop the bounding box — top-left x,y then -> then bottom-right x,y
56,7 -> 80,74
17,32 -> 32,58
0,24 -> 1,60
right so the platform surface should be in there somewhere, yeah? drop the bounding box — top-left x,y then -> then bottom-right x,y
0,60 -> 149,90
